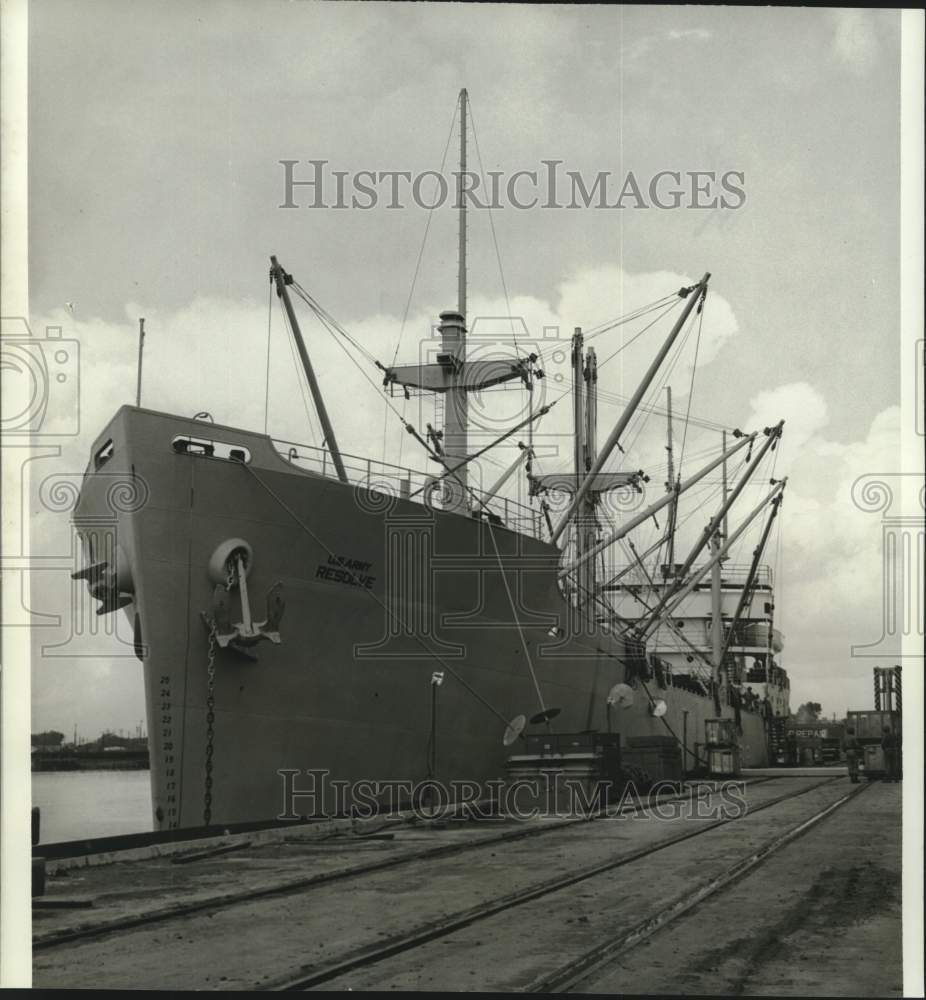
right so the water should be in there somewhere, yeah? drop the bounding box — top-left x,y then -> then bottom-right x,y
32,770 -> 153,844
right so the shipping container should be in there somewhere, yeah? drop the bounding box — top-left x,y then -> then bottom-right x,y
846,710 -> 901,743
709,747 -> 741,775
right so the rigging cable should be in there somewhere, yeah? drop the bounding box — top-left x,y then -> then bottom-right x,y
469,99 -> 539,488
591,558 -> 717,680
607,570 -> 719,682
286,282 -> 479,503
293,270 -> 560,508
592,383 -> 734,434
649,458 -> 744,582
389,98 -> 461,371
587,306 -> 700,565
468,102 -> 520,357
288,279 -> 714,457
641,448 -> 779,638
284,275 -> 737,558
387,97 -> 461,467
486,522 -> 547,716
558,516 -> 721,676
463,291 -> 691,436
521,294 -> 688,471
600,451 -> 746,632
594,297 -> 684,373
291,281 -> 379,365
240,461 -> 515,730
583,293 -> 681,341
618,306 -> 701,468
540,299 -> 696,543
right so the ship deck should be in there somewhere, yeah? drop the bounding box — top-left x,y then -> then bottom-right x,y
32,773 -> 902,994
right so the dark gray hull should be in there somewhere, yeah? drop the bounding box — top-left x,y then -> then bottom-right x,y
74,406 -> 768,829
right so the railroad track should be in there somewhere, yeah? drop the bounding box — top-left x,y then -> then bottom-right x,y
33,776 -> 772,951
526,780 -> 870,993
266,775 -> 855,991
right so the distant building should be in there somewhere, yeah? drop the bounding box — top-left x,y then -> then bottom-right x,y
785,719 -> 845,764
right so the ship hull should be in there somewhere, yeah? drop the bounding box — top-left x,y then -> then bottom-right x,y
74,407 -> 768,829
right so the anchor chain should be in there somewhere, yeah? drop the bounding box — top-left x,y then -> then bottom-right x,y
204,553 -> 239,825
203,624 -> 217,826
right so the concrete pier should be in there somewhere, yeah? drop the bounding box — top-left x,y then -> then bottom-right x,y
33,776 -> 902,994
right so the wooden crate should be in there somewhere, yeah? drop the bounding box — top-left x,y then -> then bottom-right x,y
708,747 -> 741,776
705,718 -> 737,747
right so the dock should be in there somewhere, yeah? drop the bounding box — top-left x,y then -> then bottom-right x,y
32,773 -> 901,993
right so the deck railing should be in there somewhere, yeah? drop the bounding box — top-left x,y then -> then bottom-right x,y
271,438 -> 546,541
601,561 -> 774,591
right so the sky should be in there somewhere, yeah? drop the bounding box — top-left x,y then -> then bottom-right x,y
19,2 -> 912,735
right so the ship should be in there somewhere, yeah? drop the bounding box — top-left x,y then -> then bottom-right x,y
71,90 -> 790,830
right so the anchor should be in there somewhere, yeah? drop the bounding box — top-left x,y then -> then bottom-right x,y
202,542 -> 285,651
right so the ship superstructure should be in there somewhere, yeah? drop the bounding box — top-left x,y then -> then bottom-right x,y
605,564 -> 790,719
72,90 -> 789,829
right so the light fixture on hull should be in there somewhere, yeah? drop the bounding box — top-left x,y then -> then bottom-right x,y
607,683 -> 634,709
503,714 -> 527,746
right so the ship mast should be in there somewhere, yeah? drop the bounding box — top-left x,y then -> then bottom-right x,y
533,329 -> 646,611
582,344 -> 599,613
458,88 -> 467,320
710,525 -> 724,709
559,430 -> 755,580
383,89 -> 539,517
442,88 -> 469,513
551,276 -> 710,544
713,427 -> 729,706
569,328 -> 600,615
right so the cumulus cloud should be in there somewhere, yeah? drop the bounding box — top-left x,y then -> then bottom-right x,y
737,389 -> 904,713
746,383 -> 828,451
